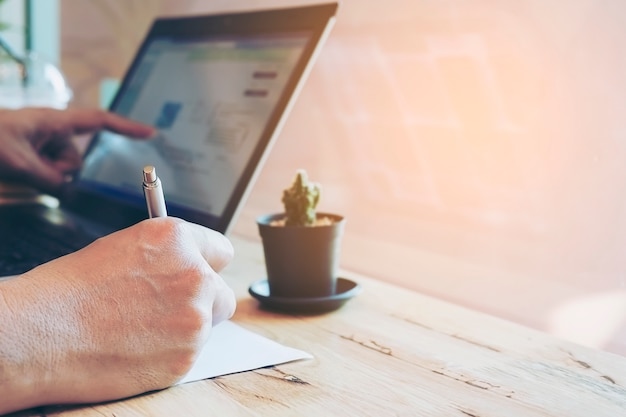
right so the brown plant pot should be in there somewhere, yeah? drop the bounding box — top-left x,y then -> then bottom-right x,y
257,212 -> 345,298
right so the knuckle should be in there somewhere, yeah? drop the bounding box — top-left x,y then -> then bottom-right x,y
168,308 -> 210,377
180,262 -> 209,288
172,262 -> 216,306
168,355 -> 195,380
182,306 -> 210,340
137,217 -> 187,244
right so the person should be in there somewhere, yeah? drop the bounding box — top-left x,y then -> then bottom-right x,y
0,107 -> 237,415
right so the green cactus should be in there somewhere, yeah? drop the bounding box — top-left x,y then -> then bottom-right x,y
282,169 -> 321,226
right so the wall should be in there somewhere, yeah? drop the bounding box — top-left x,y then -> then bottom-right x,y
60,0 -> 626,356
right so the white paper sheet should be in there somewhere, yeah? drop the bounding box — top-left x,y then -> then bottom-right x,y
177,320 -> 312,385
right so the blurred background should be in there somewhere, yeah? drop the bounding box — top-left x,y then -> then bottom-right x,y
3,0 -> 625,356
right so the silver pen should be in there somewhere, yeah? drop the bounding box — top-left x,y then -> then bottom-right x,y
142,165 -> 168,218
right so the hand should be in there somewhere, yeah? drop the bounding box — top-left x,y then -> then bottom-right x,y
0,217 -> 236,413
0,107 -> 155,194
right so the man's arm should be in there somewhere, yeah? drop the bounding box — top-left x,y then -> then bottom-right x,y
0,218 -> 236,414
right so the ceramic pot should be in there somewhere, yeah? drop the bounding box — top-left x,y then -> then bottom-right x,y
257,212 -> 345,298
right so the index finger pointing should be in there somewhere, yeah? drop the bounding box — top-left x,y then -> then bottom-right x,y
60,108 -> 157,138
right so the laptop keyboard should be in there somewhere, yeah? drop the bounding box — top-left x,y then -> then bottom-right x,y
0,216 -> 96,277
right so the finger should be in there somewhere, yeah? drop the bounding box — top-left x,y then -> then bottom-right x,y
168,220 -> 236,323
57,108 -> 156,138
211,278 -> 237,325
182,221 -> 235,272
21,157 -> 66,193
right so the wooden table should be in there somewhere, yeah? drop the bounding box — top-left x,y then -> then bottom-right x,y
11,235 -> 626,416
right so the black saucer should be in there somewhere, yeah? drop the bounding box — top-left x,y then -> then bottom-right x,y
248,277 -> 362,314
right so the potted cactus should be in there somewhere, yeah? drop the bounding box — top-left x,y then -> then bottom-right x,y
255,169 -> 346,300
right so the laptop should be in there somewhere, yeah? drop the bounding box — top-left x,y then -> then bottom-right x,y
0,2 -> 338,277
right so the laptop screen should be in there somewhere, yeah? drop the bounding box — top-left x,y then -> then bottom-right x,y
74,4 -> 337,233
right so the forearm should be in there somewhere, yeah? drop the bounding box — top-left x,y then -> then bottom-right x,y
1,276 -> 41,413
0,273 -> 76,414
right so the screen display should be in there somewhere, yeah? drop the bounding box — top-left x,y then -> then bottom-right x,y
79,33 -> 309,222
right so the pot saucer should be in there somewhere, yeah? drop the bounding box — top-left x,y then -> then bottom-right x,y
248,277 -> 362,314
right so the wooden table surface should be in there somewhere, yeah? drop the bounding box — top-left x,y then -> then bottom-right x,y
10,234 -> 626,417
